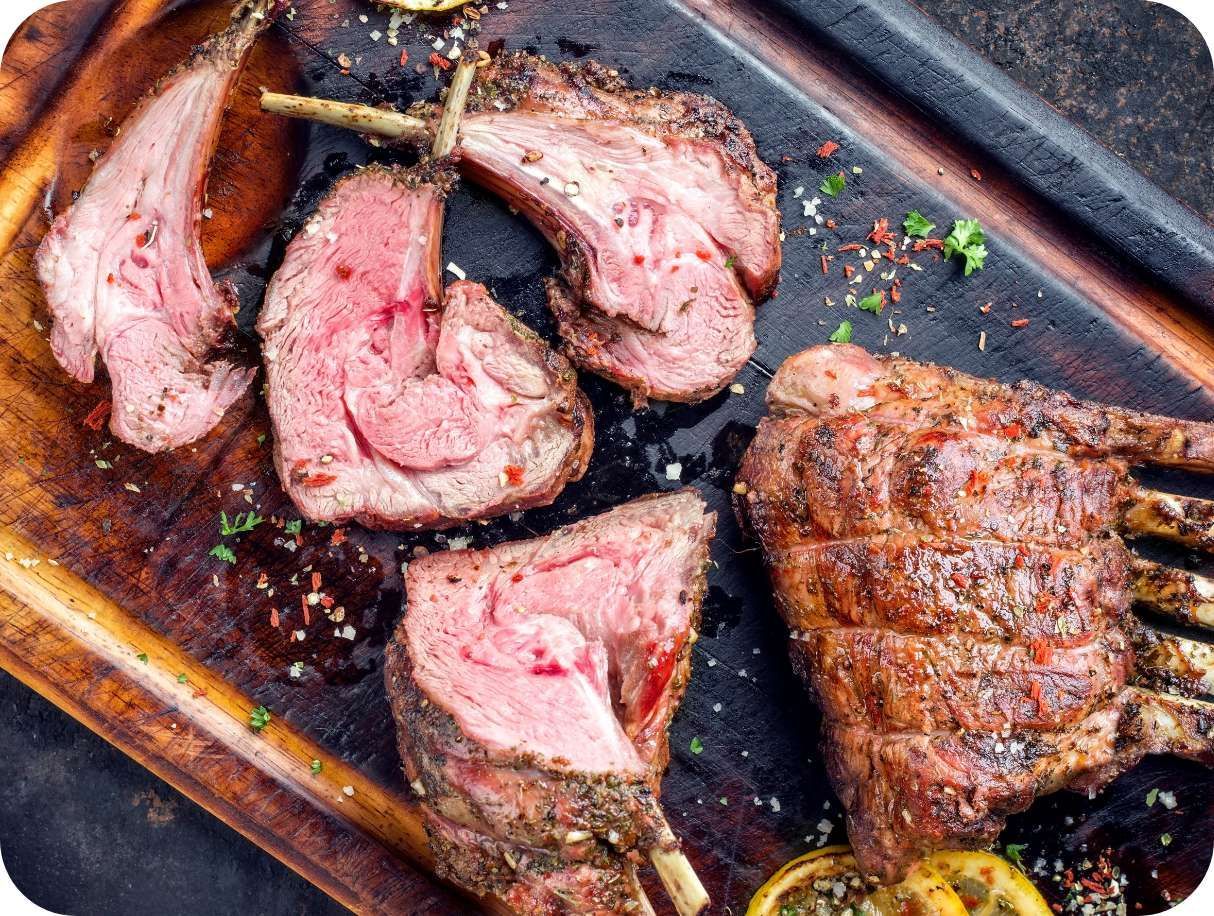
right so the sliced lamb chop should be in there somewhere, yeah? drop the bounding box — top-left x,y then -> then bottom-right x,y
735,343 -> 1214,882
261,51 -> 782,404
35,0 -> 282,451
384,491 -> 714,914
258,59 -> 592,530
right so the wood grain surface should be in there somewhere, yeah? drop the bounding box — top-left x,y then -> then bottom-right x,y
0,0 -> 1212,913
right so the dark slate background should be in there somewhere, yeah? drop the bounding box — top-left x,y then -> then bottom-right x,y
1,0 -> 1210,913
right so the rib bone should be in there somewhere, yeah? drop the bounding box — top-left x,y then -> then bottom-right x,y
431,53 -> 477,158
1125,688 -> 1214,761
1123,486 -> 1214,550
1138,636 -> 1214,696
1132,558 -> 1214,627
649,826 -> 710,916
259,92 -> 429,143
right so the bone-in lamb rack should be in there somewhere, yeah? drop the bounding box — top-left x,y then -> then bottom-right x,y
385,491 -> 715,915
259,51 -> 781,405
257,56 -> 592,530
35,0 -> 286,452
735,343 -> 1214,883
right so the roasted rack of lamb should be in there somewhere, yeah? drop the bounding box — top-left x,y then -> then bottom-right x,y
260,51 -> 781,404
258,58 -> 592,529
385,491 -> 715,915
735,343 -> 1214,882
35,0 -> 285,451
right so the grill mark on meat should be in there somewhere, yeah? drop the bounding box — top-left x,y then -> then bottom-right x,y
736,343 -> 1214,883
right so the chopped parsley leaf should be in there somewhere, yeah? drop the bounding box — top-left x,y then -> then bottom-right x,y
819,172 -> 846,197
284,519 -> 303,536
689,736 -> 704,755
176,673 -> 188,684
1146,787 -> 1160,807
220,511 -> 265,537
724,255 -> 737,269
311,759 -> 323,776
95,459 -> 113,470
1004,842 -> 1027,869
829,320 -> 854,344
136,652 -> 148,664
250,705 -> 272,733
1161,833 -> 1173,847
209,544 -> 237,565
943,218 -> 988,276
903,209 -> 936,238
858,291 -> 884,314
256,433 -> 266,446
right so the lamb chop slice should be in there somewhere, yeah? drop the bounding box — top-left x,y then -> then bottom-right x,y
384,491 -> 715,914
735,343 -> 1214,882
260,52 -> 782,404
258,60 -> 592,529
34,0 -> 281,452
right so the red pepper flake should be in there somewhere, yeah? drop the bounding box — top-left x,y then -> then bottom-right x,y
106,273 -> 115,284
301,594 -> 311,626
912,238 -> 944,251
816,139 -> 840,158
128,211 -> 141,221
429,52 -> 452,70
633,254 -> 645,265
301,473 -> 336,488
134,232 -> 148,247
950,573 -> 970,589
511,572 -> 524,583
83,400 -> 111,430
970,168 -> 982,181
1010,318 -> 1031,328
1001,422 -> 1024,438
695,249 -> 712,261
820,254 -> 830,275
838,243 -> 863,252
311,572 -> 322,592
320,594 -> 335,609
890,283 -> 902,305
867,218 -> 896,247
825,218 -> 837,230
330,528 -> 347,546
1032,640 -> 1052,665
503,464 -> 525,486
256,571 -> 269,589
843,264 -> 855,279
270,607 -> 280,628
335,264 -> 353,280
399,49 -> 409,67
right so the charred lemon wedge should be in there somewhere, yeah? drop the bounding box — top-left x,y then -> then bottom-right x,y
927,851 -> 1051,916
380,0 -> 476,11
746,846 -> 874,915
747,847 -> 969,916
868,861 -> 970,916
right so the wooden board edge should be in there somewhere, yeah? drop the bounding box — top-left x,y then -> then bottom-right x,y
765,0 -> 1214,311
0,523 -> 481,915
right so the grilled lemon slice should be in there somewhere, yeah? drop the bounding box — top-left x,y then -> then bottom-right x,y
746,846 -> 874,915
868,861 -> 970,916
927,851 -> 1052,916
747,847 -> 969,916
380,0 -> 475,11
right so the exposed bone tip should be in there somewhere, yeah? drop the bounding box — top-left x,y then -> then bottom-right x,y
649,842 -> 710,916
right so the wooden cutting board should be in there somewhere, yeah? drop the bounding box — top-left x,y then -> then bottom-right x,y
1,1 -> 1212,913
